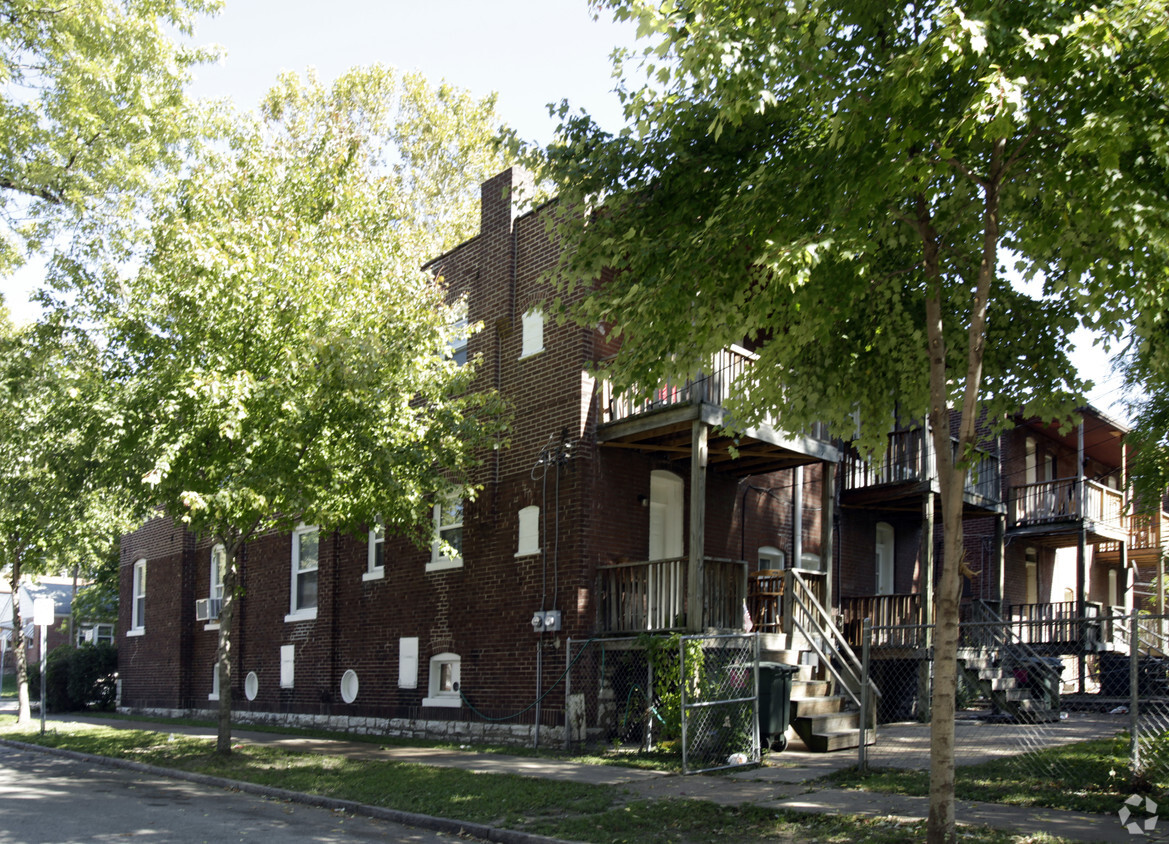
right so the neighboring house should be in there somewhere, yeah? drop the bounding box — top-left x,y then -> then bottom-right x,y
117,167 -> 1161,748
0,575 -> 89,675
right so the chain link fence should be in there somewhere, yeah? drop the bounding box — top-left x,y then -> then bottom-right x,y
859,609 -> 1169,801
563,633 -> 759,773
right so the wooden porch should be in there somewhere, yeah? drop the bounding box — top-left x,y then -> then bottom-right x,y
595,556 -> 748,634
838,594 -> 1129,656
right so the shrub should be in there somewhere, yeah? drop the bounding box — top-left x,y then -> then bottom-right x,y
69,642 -> 117,710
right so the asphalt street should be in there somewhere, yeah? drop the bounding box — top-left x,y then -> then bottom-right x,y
0,744 -> 472,844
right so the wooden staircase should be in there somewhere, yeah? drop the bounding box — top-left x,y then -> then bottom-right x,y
761,631 -> 875,752
956,649 -> 1060,722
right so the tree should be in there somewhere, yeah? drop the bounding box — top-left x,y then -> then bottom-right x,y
0,0 -> 221,276
0,318 -> 131,723
539,2 -> 1169,839
99,67 -> 511,755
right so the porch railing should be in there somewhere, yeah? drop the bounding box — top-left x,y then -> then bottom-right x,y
600,346 -> 756,424
596,556 -> 747,634
841,594 -> 924,649
1005,601 -> 1081,646
1009,477 -> 1125,531
841,429 -> 1000,502
1131,510 -> 1169,554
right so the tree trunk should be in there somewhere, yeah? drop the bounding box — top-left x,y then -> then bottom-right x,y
8,552 -> 31,724
216,544 -> 237,755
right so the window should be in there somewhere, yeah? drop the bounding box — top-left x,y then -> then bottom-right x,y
77,623 -> 114,647
428,498 -> 463,571
1025,547 -> 1038,605
422,652 -> 461,708
364,521 -> 385,581
286,525 -> 319,621
210,661 -> 220,701
449,313 -> 469,366
516,505 -> 540,557
129,559 -> 146,635
758,546 -> 785,571
520,307 -> 544,358
206,544 -> 226,626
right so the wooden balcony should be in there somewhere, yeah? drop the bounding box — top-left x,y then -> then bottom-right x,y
596,556 -> 747,634
1003,601 -> 1127,654
841,429 -> 1002,513
597,346 -> 839,475
1007,477 -> 1127,545
1101,509 -> 1169,565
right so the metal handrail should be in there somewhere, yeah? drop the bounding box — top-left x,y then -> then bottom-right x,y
962,600 -> 1063,689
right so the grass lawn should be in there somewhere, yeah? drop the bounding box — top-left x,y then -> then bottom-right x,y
827,734 -> 1165,815
0,716 -> 1067,843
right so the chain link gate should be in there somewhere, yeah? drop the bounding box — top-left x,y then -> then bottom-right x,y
680,633 -> 760,774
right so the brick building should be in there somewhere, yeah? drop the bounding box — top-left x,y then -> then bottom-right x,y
117,168 -> 839,741
118,168 -> 1157,743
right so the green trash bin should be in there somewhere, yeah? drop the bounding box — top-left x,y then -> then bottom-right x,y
758,662 -> 798,752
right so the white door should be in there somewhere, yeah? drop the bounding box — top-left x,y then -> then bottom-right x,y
649,470 -> 684,560
875,522 -> 895,595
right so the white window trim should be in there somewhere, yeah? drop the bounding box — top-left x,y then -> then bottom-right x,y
427,499 -> 463,572
422,652 -> 462,708
519,306 -> 545,359
515,505 -> 540,558
285,524 -> 319,623
209,661 -> 220,701
129,558 -> 147,634
449,310 -> 469,367
206,543 -> 226,629
364,523 -> 385,581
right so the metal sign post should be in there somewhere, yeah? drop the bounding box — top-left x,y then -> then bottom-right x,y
33,597 -> 54,735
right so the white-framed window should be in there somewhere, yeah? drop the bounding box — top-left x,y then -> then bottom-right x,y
875,522 -> 895,596
77,623 -> 114,647
210,661 -> 220,701
206,544 -> 226,628
364,521 -> 385,581
285,525 -> 319,622
516,505 -> 540,557
520,306 -> 544,358
422,652 -> 461,708
449,311 -> 469,367
758,546 -> 785,571
428,498 -> 463,572
1025,547 -> 1038,605
128,559 -> 146,635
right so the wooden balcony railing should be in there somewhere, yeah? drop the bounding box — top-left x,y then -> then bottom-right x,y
1009,477 -> 1125,532
596,556 -> 747,634
1131,510 -> 1169,553
600,346 -> 756,424
1005,601 -> 1081,645
841,429 -> 1000,502
840,593 -> 925,648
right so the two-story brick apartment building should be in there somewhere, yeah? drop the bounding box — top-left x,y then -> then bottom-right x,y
117,168 -> 840,743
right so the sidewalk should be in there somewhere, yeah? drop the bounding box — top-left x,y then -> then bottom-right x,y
0,698 -> 1148,843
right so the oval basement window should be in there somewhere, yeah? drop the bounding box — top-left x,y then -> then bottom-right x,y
340,669 -> 359,704
244,671 -> 259,701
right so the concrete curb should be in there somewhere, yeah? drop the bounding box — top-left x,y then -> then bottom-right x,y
0,738 -> 580,844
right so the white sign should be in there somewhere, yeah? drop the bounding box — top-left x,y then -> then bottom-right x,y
32,597 -> 55,628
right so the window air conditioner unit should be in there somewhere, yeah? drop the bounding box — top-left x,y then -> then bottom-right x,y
195,598 -> 221,622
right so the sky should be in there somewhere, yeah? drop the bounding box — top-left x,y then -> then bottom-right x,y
0,0 -> 1131,419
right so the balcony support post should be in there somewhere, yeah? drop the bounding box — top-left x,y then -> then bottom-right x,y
994,514 -> 1006,610
821,462 -> 835,612
921,491 -> 935,649
687,420 -> 708,632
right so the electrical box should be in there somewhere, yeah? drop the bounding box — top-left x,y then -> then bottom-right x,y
530,610 -> 561,632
